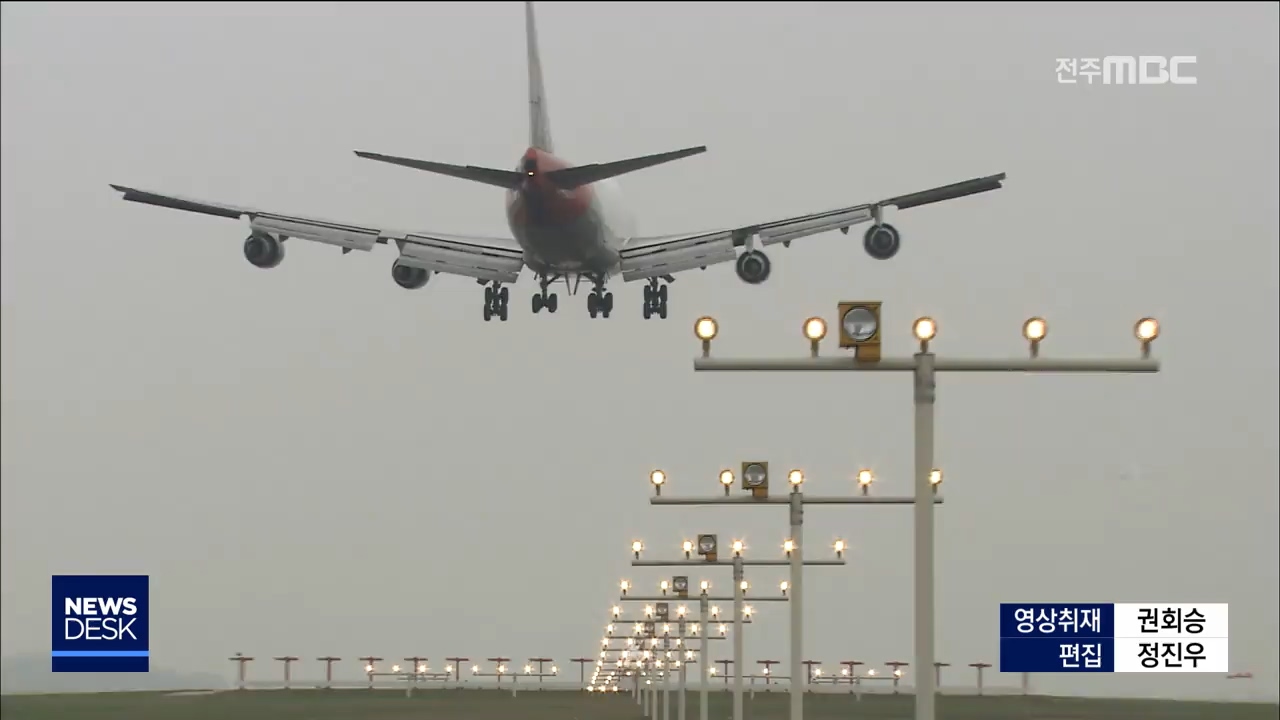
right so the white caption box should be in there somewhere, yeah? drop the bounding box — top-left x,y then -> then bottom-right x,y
1114,636 -> 1228,673
1113,603 -> 1229,640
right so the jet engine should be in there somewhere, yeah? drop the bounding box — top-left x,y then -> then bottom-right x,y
243,232 -> 284,269
735,249 -> 772,285
863,223 -> 901,260
391,260 -> 431,290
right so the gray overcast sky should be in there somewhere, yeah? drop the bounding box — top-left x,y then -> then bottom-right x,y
2,0 -> 1277,702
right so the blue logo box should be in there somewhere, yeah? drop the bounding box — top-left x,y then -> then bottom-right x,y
51,575 -> 149,673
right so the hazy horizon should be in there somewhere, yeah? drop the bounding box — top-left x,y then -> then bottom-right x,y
2,0 -> 1277,703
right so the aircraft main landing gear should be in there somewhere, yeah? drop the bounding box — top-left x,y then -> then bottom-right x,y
586,278 -> 613,319
642,279 -> 669,320
483,283 -> 509,322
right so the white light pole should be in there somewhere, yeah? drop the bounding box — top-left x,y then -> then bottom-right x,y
628,536 -> 842,720
521,659 -> 559,688
228,653 -> 254,690
470,657 -> 513,690
691,310 -> 1162,720
647,464 -> 934,720
569,657 -> 594,689
317,656 -> 340,689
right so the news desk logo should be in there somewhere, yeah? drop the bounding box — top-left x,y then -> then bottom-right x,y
1056,56 -> 1198,85
52,575 -> 149,673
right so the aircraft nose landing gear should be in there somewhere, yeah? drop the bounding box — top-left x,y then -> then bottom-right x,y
586,276 -> 613,318
587,290 -> 614,318
483,283 -> 510,322
642,279 -> 669,320
531,277 -> 559,315
532,292 -> 559,314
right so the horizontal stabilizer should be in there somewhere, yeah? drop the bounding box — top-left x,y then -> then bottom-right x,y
883,172 -> 1007,210
545,145 -> 707,189
353,151 -> 525,189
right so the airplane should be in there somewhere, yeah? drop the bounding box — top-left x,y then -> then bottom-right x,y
110,2 -> 1006,323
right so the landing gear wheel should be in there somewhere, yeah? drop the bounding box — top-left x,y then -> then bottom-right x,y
587,288 -> 611,319
532,287 -> 558,315
642,282 -> 670,320
484,284 -> 509,322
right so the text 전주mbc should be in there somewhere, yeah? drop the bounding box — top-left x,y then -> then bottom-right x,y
51,575 -> 150,672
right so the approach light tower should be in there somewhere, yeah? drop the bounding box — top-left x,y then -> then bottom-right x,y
228,653 -> 253,690
317,656 -> 341,688
691,308 -> 1162,720
645,461 -> 929,720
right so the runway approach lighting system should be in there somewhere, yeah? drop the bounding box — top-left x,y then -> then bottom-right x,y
697,534 -> 718,562
838,301 -> 882,360
689,303 -> 1164,720
650,469 -> 667,496
803,317 -> 827,357
912,316 -> 937,352
742,462 -> 769,498
1022,317 -> 1047,357
857,469 -> 874,495
624,528 -> 845,720
1135,317 -> 1160,357
694,316 -> 718,358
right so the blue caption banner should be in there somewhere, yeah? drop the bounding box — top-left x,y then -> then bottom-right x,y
999,603 -> 1113,673
51,575 -> 149,673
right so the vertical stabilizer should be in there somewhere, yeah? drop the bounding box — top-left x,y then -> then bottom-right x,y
525,2 -> 554,152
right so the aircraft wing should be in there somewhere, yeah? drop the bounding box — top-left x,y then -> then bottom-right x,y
616,173 -> 1006,282
109,185 -> 526,283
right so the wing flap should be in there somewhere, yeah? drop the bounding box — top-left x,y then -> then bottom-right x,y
622,230 -> 732,257
397,235 -> 524,283
251,215 -> 381,252
757,207 -> 874,246
619,230 -> 736,282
